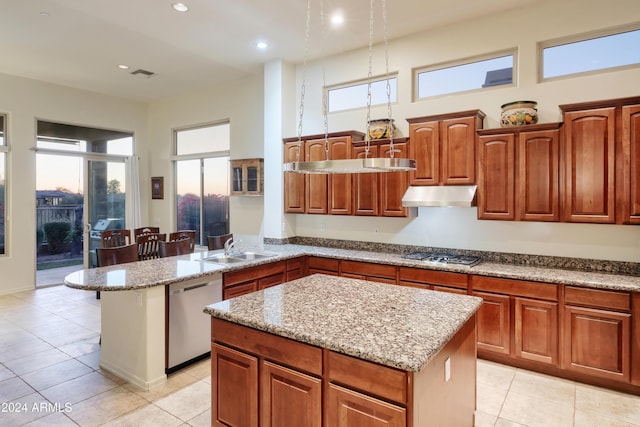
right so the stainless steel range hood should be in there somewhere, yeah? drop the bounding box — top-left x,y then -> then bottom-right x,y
401,185 -> 477,208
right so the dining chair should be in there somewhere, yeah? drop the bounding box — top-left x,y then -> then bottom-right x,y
159,238 -> 192,258
136,233 -> 167,261
169,230 -> 196,253
133,226 -> 160,240
207,233 -> 233,250
100,229 -> 131,248
95,242 -> 140,303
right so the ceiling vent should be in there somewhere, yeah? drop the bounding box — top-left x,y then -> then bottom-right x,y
130,69 -> 156,78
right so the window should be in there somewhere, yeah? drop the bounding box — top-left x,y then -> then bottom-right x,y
414,51 -> 515,99
541,26 -> 640,80
327,75 -> 397,112
174,122 -> 230,247
0,114 -> 6,255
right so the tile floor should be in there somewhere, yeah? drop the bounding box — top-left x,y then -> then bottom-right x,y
1,284 -> 639,427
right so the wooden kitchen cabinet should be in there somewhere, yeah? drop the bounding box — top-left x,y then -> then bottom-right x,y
477,123 -> 561,222
223,261 -> 286,298
212,343 -> 259,427
305,138 -> 329,214
562,286 -> 631,382
621,104 -> 640,224
327,135 -> 353,215
327,384 -> 406,427
562,106 -> 616,223
261,361 -> 322,427
283,140 -> 305,213
306,256 -> 340,276
473,290 -> 511,355
230,158 -> 263,196
397,267 -> 468,293
340,260 -> 397,284
286,257 -> 305,281
407,110 -> 485,185
514,297 -> 558,365
351,138 -> 414,217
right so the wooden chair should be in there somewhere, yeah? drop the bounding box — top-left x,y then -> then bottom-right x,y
133,226 -> 160,240
169,230 -> 196,253
136,233 -> 167,261
159,238 -> 192,258
96,243 -> 140,267
100,229 -> 131,248
207,233 -> 233,250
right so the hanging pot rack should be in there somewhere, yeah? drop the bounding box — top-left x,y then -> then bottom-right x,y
283,0 -> 416,174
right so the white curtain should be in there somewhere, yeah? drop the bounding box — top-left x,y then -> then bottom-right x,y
125,156 -> 142,230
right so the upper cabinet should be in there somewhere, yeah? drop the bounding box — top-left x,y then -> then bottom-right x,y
560,96 -> 640,224
230,158 -> 264,196
477,123 -> 561,222
407,110 -> 485,186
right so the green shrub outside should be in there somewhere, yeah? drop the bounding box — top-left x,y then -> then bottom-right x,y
43,222 -> 71,254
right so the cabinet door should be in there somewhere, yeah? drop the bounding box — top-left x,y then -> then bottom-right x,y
284,142 -> 305,213
477,133 -> 515,220
305,139 -> 328,214
473,291 -> 511,355
261,361 -> 322,427
409,120 -> 439,185
327,384 -> 406,427
518,129 -> 561,222
328,136 -> 353,215
441,116 -> 477,184
212,343 -> 258,427
563,108 -> 616,223
379,142 -> 411,217
563,305 -> 630,382
622,104 -> 640,224
352,145 -> 379,216
514,297 -> 558,365
286,257 -> 305,281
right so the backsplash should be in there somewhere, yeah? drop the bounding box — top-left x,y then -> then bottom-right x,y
264,236 -> 640,276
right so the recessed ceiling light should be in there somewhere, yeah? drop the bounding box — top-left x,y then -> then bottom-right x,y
117,64 -> 130,70
256,41 -> 268,50
172,2 -> 189,12
331,12 -> 344,26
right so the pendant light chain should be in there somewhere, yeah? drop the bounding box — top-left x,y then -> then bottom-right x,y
382,0 -> 395,158
296,0 -> 313,162
364,0 -> 375,158
320,0 -> 330,161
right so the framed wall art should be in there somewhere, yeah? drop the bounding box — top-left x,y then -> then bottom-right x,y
151,177 -> 164,200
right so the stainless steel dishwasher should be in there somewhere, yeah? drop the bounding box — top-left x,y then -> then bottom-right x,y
167,278 -> 222,373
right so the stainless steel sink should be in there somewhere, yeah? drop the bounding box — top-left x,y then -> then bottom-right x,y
201,252 -> 275,264
232,252 -> 275,261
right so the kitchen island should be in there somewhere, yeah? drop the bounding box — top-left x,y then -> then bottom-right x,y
205,274 -> 483,427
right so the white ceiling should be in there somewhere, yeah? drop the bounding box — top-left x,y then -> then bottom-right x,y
0,0 -> 537,102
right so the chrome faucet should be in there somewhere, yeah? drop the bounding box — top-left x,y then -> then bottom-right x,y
223,238 -> 235,257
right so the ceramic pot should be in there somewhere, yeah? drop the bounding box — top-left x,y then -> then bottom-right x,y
500,101 -> 538,127
368,118 -> 396,139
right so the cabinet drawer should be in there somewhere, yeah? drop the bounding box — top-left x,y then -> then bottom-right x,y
433,285 -> 467,295
212,318 -> 323,376
286,257 -> 305,272
398,267 -> 467,289
328,351 -> 408,405
341,260 -> 397,279
306,256 -> 339,273
259,272 -> 285,290
470,275 -> 558,301
223,281 -> 257,300
565,286 -> 630,312
224,261 -> 286,287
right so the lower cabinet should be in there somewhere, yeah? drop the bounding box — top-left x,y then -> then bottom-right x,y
262,361 -> 322,427
514,297 -> 558,365
472,291 -> 511,355
223,261 -> 286,299
340,260 -> 397,284
562,286 -> 631,382
306,256 -> 340,276
327,384 -> 406,427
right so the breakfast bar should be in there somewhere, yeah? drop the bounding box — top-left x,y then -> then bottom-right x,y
205,274 -> 483,426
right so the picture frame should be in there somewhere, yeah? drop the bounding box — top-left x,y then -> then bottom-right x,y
151,177 -> 164,200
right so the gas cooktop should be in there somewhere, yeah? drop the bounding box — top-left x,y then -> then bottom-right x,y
401,252 -> 481,267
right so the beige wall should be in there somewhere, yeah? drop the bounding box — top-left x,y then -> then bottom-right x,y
278,0 -> 640,262
0,73 -> 148,294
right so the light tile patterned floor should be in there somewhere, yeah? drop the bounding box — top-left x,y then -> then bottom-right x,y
1,284 -> 639,426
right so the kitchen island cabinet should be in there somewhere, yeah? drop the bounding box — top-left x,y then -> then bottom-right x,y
206,275 -> 482,427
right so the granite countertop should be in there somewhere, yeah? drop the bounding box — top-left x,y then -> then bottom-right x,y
204,274 -> 483,372
64,243 -> 640,293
